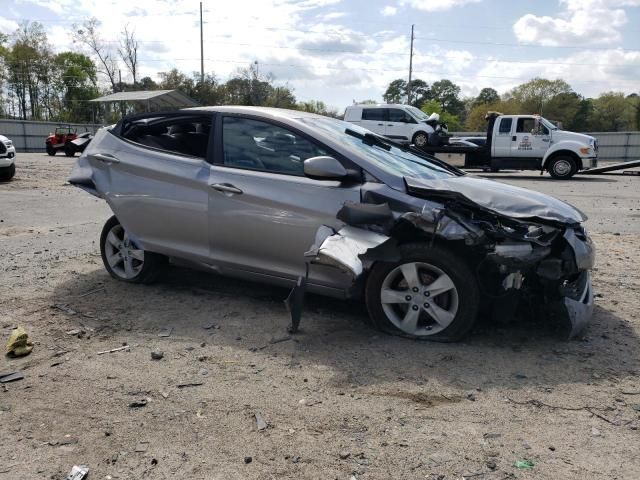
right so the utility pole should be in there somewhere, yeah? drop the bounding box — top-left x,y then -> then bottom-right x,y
200,1 -> 204,83
407,24 -> 414,105
254,60 -> 259,78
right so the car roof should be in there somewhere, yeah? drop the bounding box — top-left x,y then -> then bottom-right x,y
349,104 -> 408,109
182,105 -> 327,122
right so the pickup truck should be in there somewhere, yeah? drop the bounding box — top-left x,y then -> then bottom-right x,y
422,113 -> 598,179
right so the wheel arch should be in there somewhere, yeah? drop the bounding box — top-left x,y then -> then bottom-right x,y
543,149 -> 583,171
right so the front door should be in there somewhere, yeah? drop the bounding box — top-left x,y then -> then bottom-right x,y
385,108 -> 415,142
510,117 -> 550,158
207,115 -> 361,286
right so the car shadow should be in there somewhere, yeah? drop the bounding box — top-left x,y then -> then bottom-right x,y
51,265 -> 639,393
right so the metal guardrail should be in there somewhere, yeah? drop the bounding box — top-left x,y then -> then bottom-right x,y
451,131 -> 640,163
0,119 -> 104,152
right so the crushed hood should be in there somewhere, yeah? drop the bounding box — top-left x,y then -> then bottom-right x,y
405,176 -> 586,225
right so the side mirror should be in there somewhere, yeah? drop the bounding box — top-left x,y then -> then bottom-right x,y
303,156 -> 348,180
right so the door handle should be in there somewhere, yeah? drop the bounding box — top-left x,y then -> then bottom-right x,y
387,124 -> 394,126
512,136 -> 517,141
210,183 -> 243,194
377,123 -> 384,126
89,153 -> 120,164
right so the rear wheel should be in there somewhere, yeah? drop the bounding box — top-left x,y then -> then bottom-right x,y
365,243 -> 480,342
100,216 -> 166,284
548,155 -> 577,179
0,163 -> 15,181
46,144 -> 56,156
412,131 -> 429,148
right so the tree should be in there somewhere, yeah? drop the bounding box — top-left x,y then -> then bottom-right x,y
52,52 -> 98,122
544,92 -> 582,129
73,18 -> 119,93
408,79 -> 430,108
383,79 -> 406,104
505,78 -> 572,115
118,24 -> 139,85
464,100 -> 520,131
421,99 -> 461,131
427,79 -> 464,117
474,87 -> 499,106
589,92 -> 635,131
298,99 -> 338,117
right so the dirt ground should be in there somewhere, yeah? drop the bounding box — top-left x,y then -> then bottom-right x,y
1,154 -> 639,480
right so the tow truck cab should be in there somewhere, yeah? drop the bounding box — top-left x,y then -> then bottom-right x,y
487,113 -> 598,179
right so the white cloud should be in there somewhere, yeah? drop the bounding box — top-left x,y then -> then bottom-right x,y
381,5 -> 397,15
400,0 -> 481,12
514,0 -> 640,46
0,17 -> 20,34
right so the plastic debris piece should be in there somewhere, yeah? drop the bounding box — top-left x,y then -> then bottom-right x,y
5,327 -> 33,357
97,345 -> 129,355
64,465 -> 89,480
255,412 -> 268,431
158,327 -> 173,337
515,459 -> 535,469
0,372 -> 24,383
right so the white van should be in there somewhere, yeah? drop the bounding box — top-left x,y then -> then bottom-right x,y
343,104 -> 447,147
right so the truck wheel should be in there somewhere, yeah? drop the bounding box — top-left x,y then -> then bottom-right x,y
0,163 -> 16,181
46,144 -> 56,156
412,132 -> 429,148
365,243 -> 480,342
548,156 -> 576,179
64,143 -> 76,157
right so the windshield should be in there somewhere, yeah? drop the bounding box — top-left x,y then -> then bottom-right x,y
540,117 -> 558,130
405,106 -> 429,120
299,117 -> 456,180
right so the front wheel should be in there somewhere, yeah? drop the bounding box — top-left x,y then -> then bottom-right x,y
0,163 -> 15,181
365,243 -> 480,342
64,143 -> 76,157
46,144 -> 56,156
547,156 -> 577,179
412,131 -> 429,148
100,216 -> 166,284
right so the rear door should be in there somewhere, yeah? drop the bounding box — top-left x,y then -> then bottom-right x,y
88,113 -> 213,261
207,114 -> 361,287
492,117 -> 513,157
385,108 -> 414,142
360,108 -> 387,135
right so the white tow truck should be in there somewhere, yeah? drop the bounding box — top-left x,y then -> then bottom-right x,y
421,112 -> 598,179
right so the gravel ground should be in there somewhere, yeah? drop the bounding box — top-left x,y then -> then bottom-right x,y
1,154 -> 639,480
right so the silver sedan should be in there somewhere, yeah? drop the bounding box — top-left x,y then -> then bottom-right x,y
69,106 -> 594,341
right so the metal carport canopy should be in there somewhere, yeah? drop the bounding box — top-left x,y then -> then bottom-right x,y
89,90 -> 200,109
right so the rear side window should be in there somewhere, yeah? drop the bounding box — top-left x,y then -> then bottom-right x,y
388,109 -> 412,123
222,117 -> 329,176
498,118 -> 512,134
362,108 -> 386,121
516,118 -> 536,133
123,115 -> 212,158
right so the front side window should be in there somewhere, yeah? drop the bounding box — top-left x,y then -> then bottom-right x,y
388,109 -> 412,123
516,118 -> 536,133
362,108 -> 386,121
498,118 -> 512,134
222,116 -> 329,176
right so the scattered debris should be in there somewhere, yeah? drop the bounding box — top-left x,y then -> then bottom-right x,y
255,412 -> 268,431
97,345 -> 129,355
244,456 -> 252,464
466,391 -> 477,401
620,390 -> 640,395
176,382 -> 203,389
158,327 -> 173,338
0,372 -> 24,383
66,329 -> 83,336
483,433 -> 501,440
591,427 -> 602,437
77,287 -> 105,298
150,350 -> 164,360
198,368 -> 208,376
135,441 -> 149,452
339,451 -> 351,459
129,399 -> 148,408
5,327 -> 33,357
515,459 -> 535,469
54,304 -> 77,316
64,465 -> 89,480
202,321 -> 217,330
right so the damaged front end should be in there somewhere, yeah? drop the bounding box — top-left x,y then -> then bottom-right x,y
302,177 -> 595,339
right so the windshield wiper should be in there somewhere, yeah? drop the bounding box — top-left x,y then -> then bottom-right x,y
345,128 -> 391,151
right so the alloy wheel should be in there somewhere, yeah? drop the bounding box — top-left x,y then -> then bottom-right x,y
103,224 -> 145,279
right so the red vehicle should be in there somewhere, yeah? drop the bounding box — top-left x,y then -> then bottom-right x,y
46,126 -> 78,156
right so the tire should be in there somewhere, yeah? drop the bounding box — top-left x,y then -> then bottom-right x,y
412,131 -> 429,148
100,216 -> 166,284
365,243 -> 480,342
64,143 -> 76,157
547,155 -> 577,179
46,144 -> 56,156
0,163 -> 15,181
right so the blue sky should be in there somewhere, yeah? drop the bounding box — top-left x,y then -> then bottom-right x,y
1,0 -> 639,110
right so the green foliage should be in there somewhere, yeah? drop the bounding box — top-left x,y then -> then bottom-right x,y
474,88 -> 499,106
420,99 -> 462,131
